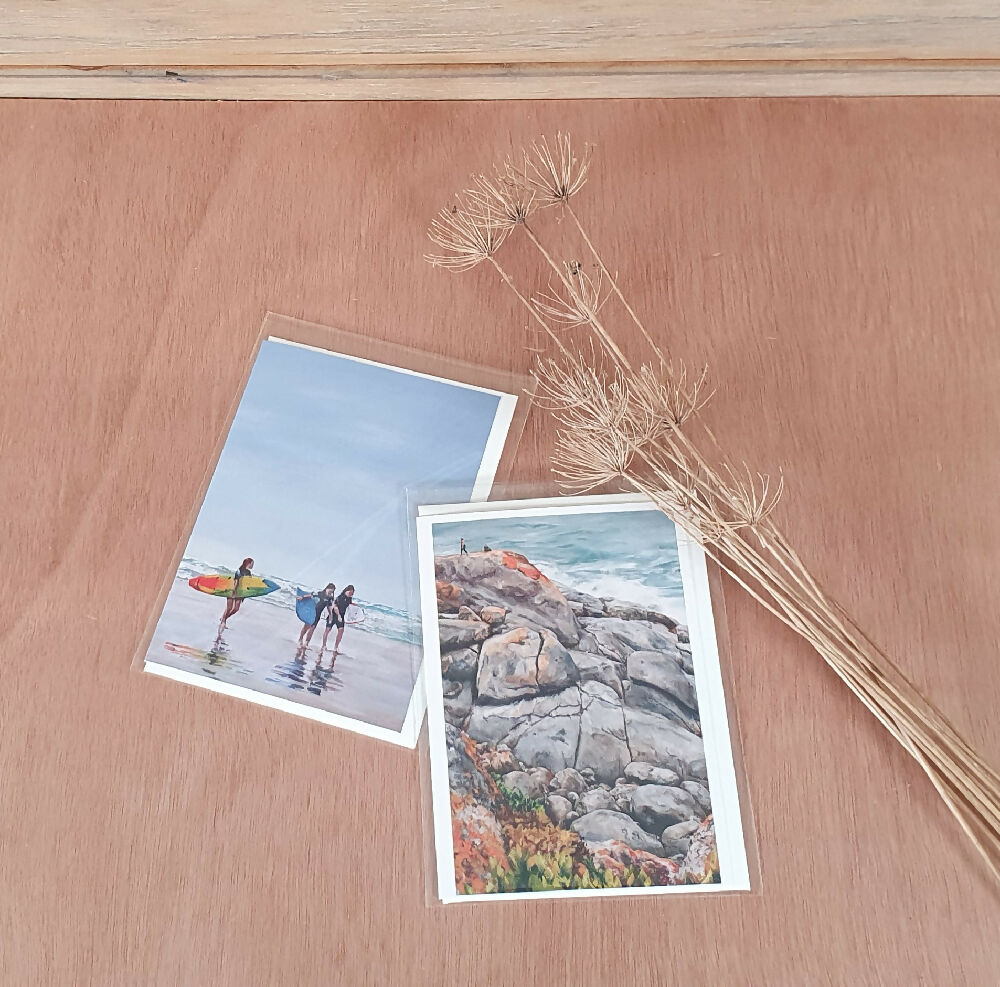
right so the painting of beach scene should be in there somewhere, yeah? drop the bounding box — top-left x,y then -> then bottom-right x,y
416,496 -> 750,900
142,336 -> 519,746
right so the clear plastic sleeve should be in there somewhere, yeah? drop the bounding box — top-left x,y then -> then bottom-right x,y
131,312 -> 533,748
407,485 -> 762,903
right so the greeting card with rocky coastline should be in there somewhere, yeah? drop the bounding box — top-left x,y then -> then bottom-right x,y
417,497 -> 751,900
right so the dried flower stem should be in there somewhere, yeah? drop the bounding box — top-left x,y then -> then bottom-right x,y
521,221 -> 632,371
426,135 -> 1000,882
565,202 -> 663,362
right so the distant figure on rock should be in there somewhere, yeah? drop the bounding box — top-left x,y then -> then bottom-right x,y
483,545 -> 491,552
460,538 -> 468,555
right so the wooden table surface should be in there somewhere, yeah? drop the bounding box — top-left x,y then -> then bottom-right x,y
1,99 -> 998,985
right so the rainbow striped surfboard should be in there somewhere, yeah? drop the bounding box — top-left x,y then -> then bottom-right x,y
187,573 -> 280,599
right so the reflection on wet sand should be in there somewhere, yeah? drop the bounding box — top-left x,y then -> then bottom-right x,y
163,636 -> 248,675
268,647 -> 346,699
149,577 -> 415,731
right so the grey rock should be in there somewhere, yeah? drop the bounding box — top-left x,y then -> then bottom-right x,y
599,597 -> 680,631
574,631 -> 603,655
577,681 -> 631,785
631,784 -> 700,832
643,609 -> 681,632
676,625 -> 690,644
579,617 -> 680,660
546,794 -> 573,826
681,780 -> 712,815
623,681 -> 702,736
528,766 -> 555,788
438,616 -> 490,652
467,686 -> 581,747
624,761 -> 682,787
570,809 -> 663,856
502,770 -> 547,801
442,680 -> 462,698
602,599 -> 649,622
678,649 -> 694,676
624,707 -> 705,774
441,647 -> 479,683
480,605 -> 508,625
435,551 -> 581,646
456,605 -> 483,621
560,586 -> 606,617
660,818 -> 698,857
662,819 -> 701,841
550,767 -> 588,795
687,756 -> 709,783
610,782 -> 638,810
569,650 -> 623,698
577,788 -> 619,814
475,627 -> 578,703
443,681 -> 473,727
564,811 -> 580,824
536,630 -> 580,692
626,651 -> 698,709
476,626 -> 543,702
506,689 -> 583,774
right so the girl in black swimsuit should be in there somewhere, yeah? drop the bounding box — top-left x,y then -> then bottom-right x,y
321,585 -> 355,654
297,583 -> 336,649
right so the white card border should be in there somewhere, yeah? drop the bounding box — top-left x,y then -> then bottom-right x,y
417,493 -> 751,901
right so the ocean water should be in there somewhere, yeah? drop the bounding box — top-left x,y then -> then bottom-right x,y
176,557 -> 420,645
432,507 -> 686,623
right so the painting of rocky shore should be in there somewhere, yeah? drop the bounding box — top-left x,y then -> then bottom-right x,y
433,538 -> 723,895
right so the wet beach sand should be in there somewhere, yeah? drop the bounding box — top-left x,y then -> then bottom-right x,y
145,577 -> 417,732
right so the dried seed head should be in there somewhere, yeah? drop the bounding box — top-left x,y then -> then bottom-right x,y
532,264 -> 611,329
723,464 -> 785,528
425,195 -> 511,272
630,362 -> 712,433
510,133 -> 592,208
464,169 -> 537,231
551,426 -> 633,493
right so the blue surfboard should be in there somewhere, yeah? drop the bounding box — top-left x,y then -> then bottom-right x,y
295,588 -> 318,624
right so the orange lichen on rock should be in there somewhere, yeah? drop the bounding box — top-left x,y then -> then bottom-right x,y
500,550 -> 549,583
436,580 -> 462,608
586,840 -> 681,886
451,793 -> 509,894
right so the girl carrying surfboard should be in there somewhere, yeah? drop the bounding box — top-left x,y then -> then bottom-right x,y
297,583 -> 338,649
219,558 -> 254,630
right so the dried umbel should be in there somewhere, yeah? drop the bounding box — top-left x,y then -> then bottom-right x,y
426,133 -> 1000,884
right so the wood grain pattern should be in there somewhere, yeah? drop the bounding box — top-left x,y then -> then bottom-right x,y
7,61 -> 1000,99
1,99 -> 999,985
3,1 -> 1000,96
3,1 -> 1000,63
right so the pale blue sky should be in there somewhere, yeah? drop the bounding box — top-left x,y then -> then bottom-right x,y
186,339 -> 505,610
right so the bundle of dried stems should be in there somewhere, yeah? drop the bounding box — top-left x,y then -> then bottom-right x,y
426,134 -> 1000,882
